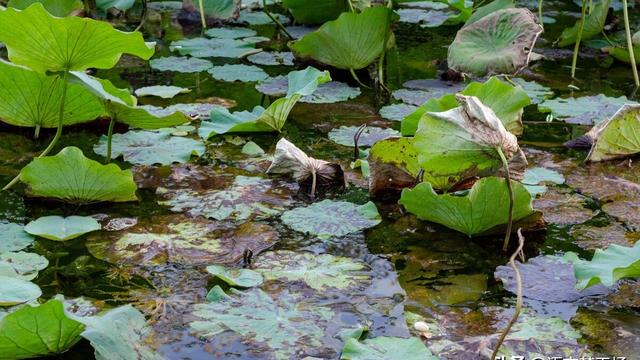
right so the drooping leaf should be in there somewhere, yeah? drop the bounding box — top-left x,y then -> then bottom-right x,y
104,102 -> 192,130
7,0 -> 82,16
328,126 -> 400,147
0,276 -> 41,306
584,104 -> 640,162
0,223 -> 34,253
399,177 -> 535,236
208,64 -> 269,82
24,215 -> 101,241
169,37 -> 260,58
290,6 -> 395,70
95,130 -> 204,165
447,8 -> 542,76
282,0 -> 348,24
252,251 -> 369,290
557,0 -> 612,47
280,200 -> 381,239
564,241 -> 640,290
341,336 -> 437,360
149,56 -> 213,73
20,147 -> 138,204
538,94 -> 635,125
0,300 -> 83,358
206,265 -> 264,288
134,85 -> 191,99
0,3 -> 154,72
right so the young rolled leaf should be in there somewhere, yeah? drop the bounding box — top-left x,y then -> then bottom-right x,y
448,8 -> 542,76
564,241 -> 640,290
557,0 -> 612,47
199,67 -> 330,136
585,104 -> 640,162
0,2 -> 154,73
399,177 -> 535,236
290,6 -> 395,71
19,147 -> 138,203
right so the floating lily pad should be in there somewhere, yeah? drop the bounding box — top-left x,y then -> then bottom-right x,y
20,147 -> 138,203
255,76 -> 288,96
602,201 -> 640,231
24,215 -> 101,241
570,223 -> 633,250
141,103 -> 219,119
208,64 -> 269,82
522,167 -> 564,196
379,104 -> 417,121
400,177 -> 534,236
511,78 -> 553,104
94,131 -> 205,166
253,251 -> 369,291
538,95 -> 635,125
0,276 -> 41,306
564,241 -> 640,290
328,126 -> 400,147
0,223 -> 34,253
342,336 -> 436,360
392,89 -> 435,106
281,200 -> 381,239
396,8 -> 453,28
236,9 -> 288,25
285,25 -> 317,39
87,215 -> 278,265
0,252 -> 48,280
300,81 -> 361,103
247,51 -> 295,66
134,85 -> 191,99
149,56 -> 213,73
169,37 -> 260,58
158,175 -> 295,221
205,27 -> 257,39
206,265 -> 263,288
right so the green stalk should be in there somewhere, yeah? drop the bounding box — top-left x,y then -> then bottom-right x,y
349,69 -> 370,89
347,0 -> 355,12
571,0 -> 587,79
263,0 -> 293,39
34,125 -> 40,139
622,0 -> 640,87
3,71 -> 69,191
198,0 -> 207,32
538,0 -> 543,30
496,147 -> 514,251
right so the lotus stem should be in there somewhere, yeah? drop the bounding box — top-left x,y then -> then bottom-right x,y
496,147 -> 514,251
34,125 -> 40,139
347,0 -> 355,13
491,228 -> 525,360
198,0 -> 206,32
310,168 -> 317,198
571,0 -> 588,79
349,69 -> 370,89
538,0 -> 543,31
134,0 -> 147,32
622,0 -> 640,87
106,116 -> 116,163
263,0 -> 293,39
3,71 -> 69,191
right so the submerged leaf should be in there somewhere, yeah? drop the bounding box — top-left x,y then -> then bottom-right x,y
94,131 -> 204,165
585,104 -> 640,162
25,215 -> 101,241
564,241 -> 640,290
20,147 -> 138,203
341,336 -> 436,360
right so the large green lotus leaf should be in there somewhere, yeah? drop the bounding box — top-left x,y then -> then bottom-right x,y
0,3 -> 154,72
87,215 -> 278,265
24,215 -> 101,241
71,305 -> 161,360
0,276 -> 41,306
134,85 -> 191,99
7,0 -> 82,16
282,0 -> 348,24
399,177 -> 534,236
290,6 -> 395,70
584,104 -> 640,162
0,60 -> 104,128
447,8 -> 542,76
0,223 -> 34,253
280,200 -> 381,239
401,77 -> 530,136
68,71 -> 136,106
149,56 -> 213,73
170,37 -> 259,58
252,251 -> 370,291
557,0 -> 612,47
96,0 -> 135,11
341,337 -> 436,360
190,288 -> 334,359
206,265 -> 264,288
94,131 -> 204,165
208,64 -> 269,82
157,175 -> 295,221
414,95 -> 527,189
20,147 -> 138,204
0,251 -> 48,280
0,300 -> 83,358
328,126 -> 400,147
564,241 -> 640,290
199,67 -> 330,136
538,94 -> 635,125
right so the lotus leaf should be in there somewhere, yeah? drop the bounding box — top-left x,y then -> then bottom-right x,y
534,189 -> 594,225
0,300 -> 83,358
7,0 -> 82,16
282,0 -> 348,24
97,0 -> 135,11
24,215 -> 101,241
0,3 -> 154,72
134,85 -> 191,99
0,276 -> 41,306
87,216 -> 278,265
367,137 -> 422,200
341,336 -> 436,360
205,27 -> 256,39
392,89 -> 436,106
510,77 -> 553,104
141,103 -> 219,120
158,175 -> 295,221
399,177 -> 534,236
396,8 -> 453,28
199,67 -> 330,136
208,64 -> 269,83
169,37 -> 259,58
280,200 -> 381,239
522,167 -> 564,196
0,251 -> 47,280
103,102 -> 192,129
379,103 -> 417,121
198,0 -> 240,20
20,147 -> 138,203
538,94 -> 634,125
447,8 -> 542,76
252,251 -> 370,290
190,288 -> 333,359
402,77 -> 530,136
557,0 -> 612,47
290,6 -> 395,71
67,71 -> 136,106
0,60 -> 104,128
564,241 -> 640,290
0,223 -> 34,253
247,51 -> 295,66
257,76 -> 360,103
206,265 -> 264,288
149,56 -> 213,73
329,126 -> 400,147
583,104 -> 640,162
235,9 -> 288,25
95,130 -> 204,165
413,95 -> 527,189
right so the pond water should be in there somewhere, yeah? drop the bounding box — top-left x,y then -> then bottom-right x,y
1,1 -> 640,359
